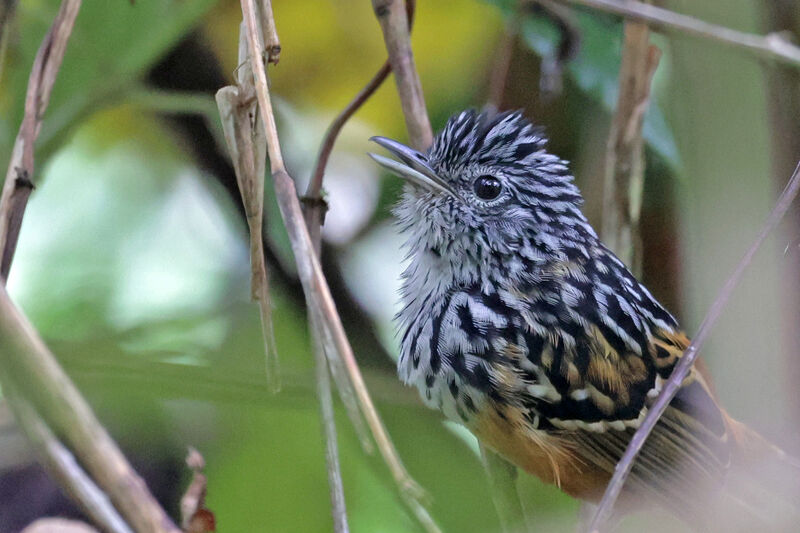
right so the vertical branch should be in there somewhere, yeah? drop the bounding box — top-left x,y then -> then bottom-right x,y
258,0 -> 281,64
370,0 -> 432,150
236,1 -> 440,531
588,162 -> 800,532
301,5 -> 418,528
310,315 -> 350,533
601,7 -> 660,274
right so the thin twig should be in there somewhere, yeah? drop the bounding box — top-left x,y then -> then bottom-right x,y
306,1 -> 415,203
2,383 -> 133,533
0,0 -> 81,281
311,318 -> 350,533
600,4 -> 661,275
238,1 -> 439,531
370,0 -> 432,151
557,0 -> 800,69
300,3 -> 419,524
0,284 -> 180,533
305,63 -> 389,205
588,161 -> 800,532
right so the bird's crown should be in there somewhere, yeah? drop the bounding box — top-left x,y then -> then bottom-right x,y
369,109 -> 596,270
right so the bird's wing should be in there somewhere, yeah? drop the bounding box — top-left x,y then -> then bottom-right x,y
505,316 -> 733,514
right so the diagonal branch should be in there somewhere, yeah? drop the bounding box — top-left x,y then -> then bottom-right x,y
237,1 -> 439,531
0,284 -> 180,533
296,3 -> 425,527
306,2 -> 415,204
558,0 -> 800,69
3,383 -> 133,533
587,161 -> 800,532
0,3 -> 182,532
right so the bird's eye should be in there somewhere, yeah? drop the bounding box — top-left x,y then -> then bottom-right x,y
473,175 -> 502,200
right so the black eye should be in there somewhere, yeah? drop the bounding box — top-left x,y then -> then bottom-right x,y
473,175 -> 502,200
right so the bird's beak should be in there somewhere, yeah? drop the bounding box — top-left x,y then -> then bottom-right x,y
368,136 -> 458,199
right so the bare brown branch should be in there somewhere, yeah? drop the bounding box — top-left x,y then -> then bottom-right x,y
0,0 -> 81,281
558,0 -> 800,69
588,161 -> 800,532
237,1 -> 439,530
370,0 -> 432,151
0,3 -> 180,532
601,13 -> 661,274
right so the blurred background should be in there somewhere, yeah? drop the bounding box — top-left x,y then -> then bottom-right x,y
1,0 -> 799,531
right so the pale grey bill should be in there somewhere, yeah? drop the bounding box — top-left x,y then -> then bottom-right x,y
368,137 -> 458,198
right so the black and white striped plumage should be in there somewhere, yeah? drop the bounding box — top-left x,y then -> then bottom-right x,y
368,110 -> 788,521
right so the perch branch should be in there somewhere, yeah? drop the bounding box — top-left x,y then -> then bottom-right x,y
295,1 -> 427,522
0,0 -> 81,281
588,161 -> 800,532
302,6 -> 419,521
600,4 -> 660,275
237,1 -> 439,531
558,0 -> 800,69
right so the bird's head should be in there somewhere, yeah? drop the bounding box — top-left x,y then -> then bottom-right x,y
369,110 -> 592,271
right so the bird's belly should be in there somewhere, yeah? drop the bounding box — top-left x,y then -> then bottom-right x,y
471,402 -> 611,502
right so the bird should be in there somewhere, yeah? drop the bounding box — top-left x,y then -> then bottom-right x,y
368,110 -> 799,528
